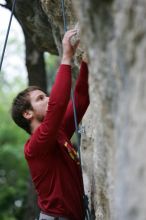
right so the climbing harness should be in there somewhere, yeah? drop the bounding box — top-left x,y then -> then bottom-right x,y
0,0 -> 16,71
60,1 -> 92,219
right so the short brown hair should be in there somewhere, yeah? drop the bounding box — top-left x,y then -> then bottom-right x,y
11,86 -> 45,134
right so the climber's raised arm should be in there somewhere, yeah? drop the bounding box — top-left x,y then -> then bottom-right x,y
61,54 -> 89,139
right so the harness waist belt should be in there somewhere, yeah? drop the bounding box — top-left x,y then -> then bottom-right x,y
39,212 -> 69,220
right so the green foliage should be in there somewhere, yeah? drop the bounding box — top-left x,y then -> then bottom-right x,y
0,145 -> 28,220
0,79 -> 28,146
0,89 -> 29,220
44,53 -> 59,93
0,68 -> 29,220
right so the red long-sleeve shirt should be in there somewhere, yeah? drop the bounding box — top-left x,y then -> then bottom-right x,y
24,61 -> 89,220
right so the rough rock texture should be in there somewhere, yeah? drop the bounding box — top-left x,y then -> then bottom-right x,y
113,1 -> 146,220
3,0 -> 146,219
72,0 -> 146,219
40,0 -> 77,55
71,1 -> 115,219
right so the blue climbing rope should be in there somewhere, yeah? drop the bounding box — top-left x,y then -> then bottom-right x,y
0,0 -> 17,71
60,1 -> 92,219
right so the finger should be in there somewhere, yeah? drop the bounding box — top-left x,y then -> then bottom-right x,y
67,32 -> 78,41
64,29 -> 77,38
63,34 -> 77,45
66,28 -> 77,33
64,32 -> 77,40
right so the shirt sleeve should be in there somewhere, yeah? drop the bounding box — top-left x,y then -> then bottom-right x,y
25,64 -> 72,157
61,61 -> 89,139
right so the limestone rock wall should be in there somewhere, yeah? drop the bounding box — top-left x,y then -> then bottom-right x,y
72,0 -> 146,220
40,0 -> 77,55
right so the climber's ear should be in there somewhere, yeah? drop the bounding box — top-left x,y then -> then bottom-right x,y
23,110 -> 33,120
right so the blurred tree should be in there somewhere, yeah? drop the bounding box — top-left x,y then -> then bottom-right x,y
0,1 -> 59,219
24,32 -> 48,92
0,9 -> 59,219
0,71 -> 29,220
44,52 -> 59,93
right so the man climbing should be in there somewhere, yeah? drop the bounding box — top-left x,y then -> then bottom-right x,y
11,29 -> 89,220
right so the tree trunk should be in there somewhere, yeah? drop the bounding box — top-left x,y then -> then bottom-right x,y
3,0 -> 146,219
24,32 -> 47,91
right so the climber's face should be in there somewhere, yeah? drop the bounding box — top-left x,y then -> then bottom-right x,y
30,89 -> 49,122
23,90 -> 49,123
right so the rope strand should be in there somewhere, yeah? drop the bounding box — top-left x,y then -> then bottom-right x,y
60,0 -> 81,154
60,0 -> 67,32
0,0 -> 16,72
